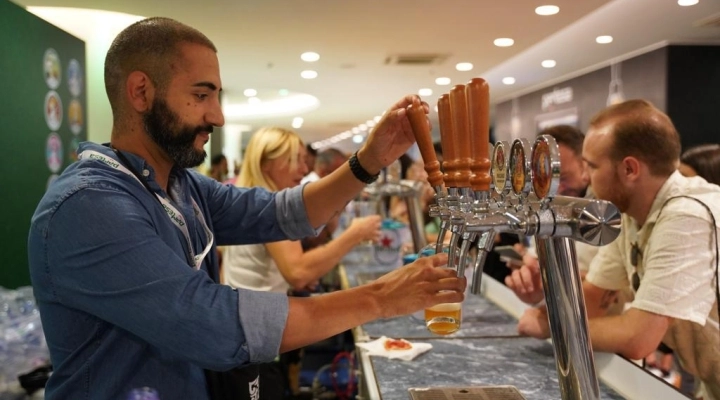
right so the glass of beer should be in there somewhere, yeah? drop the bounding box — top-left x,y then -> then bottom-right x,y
419,244 -> 463,335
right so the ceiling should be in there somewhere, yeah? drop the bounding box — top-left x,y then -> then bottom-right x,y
14,0 -> 720,151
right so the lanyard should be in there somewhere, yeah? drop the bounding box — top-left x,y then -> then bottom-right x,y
78,150 -> 214,270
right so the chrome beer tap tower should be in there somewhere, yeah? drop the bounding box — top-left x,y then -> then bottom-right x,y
406,78 -> 622,400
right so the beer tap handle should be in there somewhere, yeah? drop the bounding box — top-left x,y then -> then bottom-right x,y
437,94 -> 458,190
470,230 -> 495,295
449,85 -> 472,190
436,94 -> 457,254
407,100 -> 444,189
467,78 -> 492,197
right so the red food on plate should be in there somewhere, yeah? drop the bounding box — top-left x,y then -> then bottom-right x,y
384,338 -> 412,351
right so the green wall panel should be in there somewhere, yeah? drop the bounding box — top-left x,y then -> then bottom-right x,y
0,0 -> 87,289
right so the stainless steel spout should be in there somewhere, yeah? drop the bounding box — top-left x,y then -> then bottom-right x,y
536,237 -> 600,400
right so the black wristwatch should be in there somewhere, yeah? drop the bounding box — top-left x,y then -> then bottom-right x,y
349,151 -> 379,184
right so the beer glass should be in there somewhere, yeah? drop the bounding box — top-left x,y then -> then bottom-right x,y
419,244 -> 463,335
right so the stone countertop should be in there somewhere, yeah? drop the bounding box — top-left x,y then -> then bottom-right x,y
366,337 -> 625,400
341,257 -> 624,399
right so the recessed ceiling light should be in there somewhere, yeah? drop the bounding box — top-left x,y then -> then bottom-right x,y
352,134 -> 364,144
291,117 -> 304,129
678,0 -> 699,5
435,77 -> 451,85
596,35 -> 613,44
502,77 -> 516,85
541,59 -> 557,68
535,5 -> 560,16
456,62 -> 473,72
278,89 -> 289,96
351,127 -> 360,134
223,92 -> 319,120
300,52 -> 320,62
494,38 -> 514,47
243,88 -> 257,97
300,70 -> 318,79
373,116 -> 381,123
359,124 -> 368,131
419,88 -> 433,96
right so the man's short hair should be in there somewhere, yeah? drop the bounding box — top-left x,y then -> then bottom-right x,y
305,143 -> 318,158
538,125 -> 584,156
589,99 -> 680,177
104,17 -> 217,114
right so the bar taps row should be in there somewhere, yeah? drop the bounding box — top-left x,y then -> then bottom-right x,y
406,78 -> 622,295
406,78 -> 623,400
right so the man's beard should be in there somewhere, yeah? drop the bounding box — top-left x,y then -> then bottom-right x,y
143,97 -> 211,168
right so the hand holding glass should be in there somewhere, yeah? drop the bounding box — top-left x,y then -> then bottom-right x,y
419,244 -> 463,335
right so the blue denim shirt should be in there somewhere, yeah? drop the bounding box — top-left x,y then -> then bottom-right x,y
28,142 -> 317,400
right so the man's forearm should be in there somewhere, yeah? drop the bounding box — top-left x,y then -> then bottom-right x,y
587,309 -> 671,360
302,162 -> 365,227
280,285 -> 380,352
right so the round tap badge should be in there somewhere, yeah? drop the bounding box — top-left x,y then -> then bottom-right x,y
67,59 -> 83,97
68,99 -> 83,134
531,135 -> 560,200
45,91 -> 63,131
509,139 -> 532,196
492,141 -> 509,194
46,133 -> 63,173
43,48 -> 61,89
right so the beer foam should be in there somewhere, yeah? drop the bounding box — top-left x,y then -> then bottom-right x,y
427,302 -> 461,312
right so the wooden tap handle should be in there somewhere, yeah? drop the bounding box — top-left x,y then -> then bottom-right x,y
449,84 -> 472,188
467,78 -> 492,192
437,94 -> 457,188
406,101 -> 444,188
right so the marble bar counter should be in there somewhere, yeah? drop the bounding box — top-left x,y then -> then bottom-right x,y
339,256 -> 690,400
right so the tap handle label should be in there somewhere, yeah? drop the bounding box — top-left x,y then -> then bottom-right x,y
510,139 -> 533,196
531,135 -> 561,200
492,141 -> 510,194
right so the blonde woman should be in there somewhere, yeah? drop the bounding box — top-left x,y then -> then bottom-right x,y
223,127 -> 381,294
221,127 -> 380,397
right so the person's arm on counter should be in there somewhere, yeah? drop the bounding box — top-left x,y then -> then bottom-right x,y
266,215 -> 381,290
280,252 -> 465,352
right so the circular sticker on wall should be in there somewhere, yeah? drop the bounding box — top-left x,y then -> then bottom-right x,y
46,133 -> 64,173
47,174 -> 59,191
43,48 -> 61,90
68,99 -> 83,134
67,59 -> 83,97
68,136 -> 80,162
45,91 -> 63,131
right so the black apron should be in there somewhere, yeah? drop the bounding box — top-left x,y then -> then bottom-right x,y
205,362 -> 287,400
